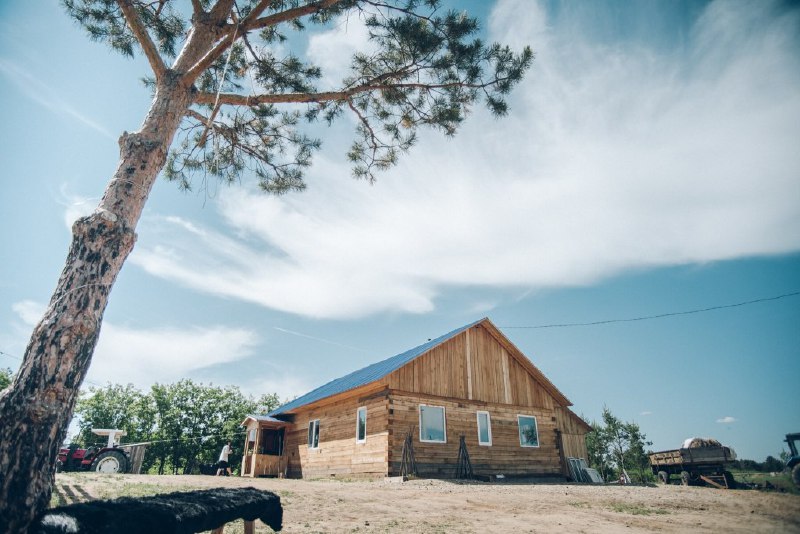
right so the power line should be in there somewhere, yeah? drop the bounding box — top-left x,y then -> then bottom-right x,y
501,290 -> 800,329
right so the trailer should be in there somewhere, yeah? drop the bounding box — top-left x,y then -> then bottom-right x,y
649,439 -> 737,489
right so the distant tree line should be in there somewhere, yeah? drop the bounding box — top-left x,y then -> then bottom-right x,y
73,380 -> 281,475
732,456 -> 787,473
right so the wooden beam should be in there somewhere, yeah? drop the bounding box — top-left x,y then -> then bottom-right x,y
700,475 -> 726,489
465,328 -> 473,400
501,352 -> 512,404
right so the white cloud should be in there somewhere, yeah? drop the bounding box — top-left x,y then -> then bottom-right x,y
11,301 -> 259,390
132,0 -> 800,319
640,411 -> 652,416
307,13 -> 374,88
58,185 -> 96,229
12,300 -> 45,326
236,372 -> 312,406
88,323 -> 259,388
716,416 -> 737,424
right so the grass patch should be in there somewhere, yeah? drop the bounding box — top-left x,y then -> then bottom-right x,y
96,482 -> 194,500
568,501 -> 592,509
729,470 -> 799,495
609,502 -> 669,516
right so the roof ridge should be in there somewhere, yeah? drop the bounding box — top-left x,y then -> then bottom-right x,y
268,318 -> 487,416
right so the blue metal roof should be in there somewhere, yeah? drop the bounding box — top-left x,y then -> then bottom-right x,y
269,318 -> 485,416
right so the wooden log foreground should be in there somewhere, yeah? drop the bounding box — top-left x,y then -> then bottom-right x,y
33,487 -> 282,534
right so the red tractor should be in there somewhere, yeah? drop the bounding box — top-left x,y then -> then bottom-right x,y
56,429 -> 130,474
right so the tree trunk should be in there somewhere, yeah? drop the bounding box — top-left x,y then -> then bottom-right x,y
0,75 -> 194,531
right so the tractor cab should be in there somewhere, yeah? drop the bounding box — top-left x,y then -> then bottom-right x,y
57,428 -> 130,473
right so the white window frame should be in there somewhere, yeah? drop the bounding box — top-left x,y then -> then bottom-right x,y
476,410 -> 492,446
356,406 -> 367,444
307,419 -> 320,449
517,414 -> 539,448
418,404 -> 447,444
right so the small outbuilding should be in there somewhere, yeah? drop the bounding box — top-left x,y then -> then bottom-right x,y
241,318 -> 589,479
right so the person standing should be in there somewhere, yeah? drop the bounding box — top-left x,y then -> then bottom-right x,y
216,441 -> 232,476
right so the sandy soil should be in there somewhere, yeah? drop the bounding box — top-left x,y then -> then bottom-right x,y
55,472 -> 800,533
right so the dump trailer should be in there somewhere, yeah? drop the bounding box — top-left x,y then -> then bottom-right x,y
649,438 -> 737,489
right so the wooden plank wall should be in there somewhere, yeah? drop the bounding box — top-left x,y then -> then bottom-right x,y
554,407 -> 589,435
284,391 -> 389,478
386,326 -> 555,409
560,434 -> 588,461
387,392 -> 562,477
555,407 -> 589,460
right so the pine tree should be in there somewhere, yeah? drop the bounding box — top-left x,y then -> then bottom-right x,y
0,0 -> 530,529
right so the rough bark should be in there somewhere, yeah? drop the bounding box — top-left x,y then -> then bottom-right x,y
0,5 -> 238,526
0,73 -> 197,534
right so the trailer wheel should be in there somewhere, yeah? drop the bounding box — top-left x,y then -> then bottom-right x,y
792,464 -> 800,488
658,471 -> 669,484
680,471 -> 691,486
91,451 -> 128,474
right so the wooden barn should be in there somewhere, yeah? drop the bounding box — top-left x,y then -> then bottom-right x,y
240,318 -> 590,479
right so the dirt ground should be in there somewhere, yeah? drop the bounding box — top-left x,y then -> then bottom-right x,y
55,472 -> 800,533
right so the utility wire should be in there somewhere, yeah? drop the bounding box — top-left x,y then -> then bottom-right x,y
89,430 -> 248,449
501,290 -> 800,329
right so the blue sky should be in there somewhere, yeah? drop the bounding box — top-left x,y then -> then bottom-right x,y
1,0 -> 798,461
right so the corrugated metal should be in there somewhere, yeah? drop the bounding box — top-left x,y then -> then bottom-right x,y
246,415 -> 287,424
268,318 -> 485,416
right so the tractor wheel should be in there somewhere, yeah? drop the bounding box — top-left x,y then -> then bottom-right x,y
792,464 -> 800,488
91,450 -> 128,474
658,471 -> 669,485
680,471 -> 691,486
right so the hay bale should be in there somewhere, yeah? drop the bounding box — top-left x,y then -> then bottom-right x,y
682,437 -> 722,449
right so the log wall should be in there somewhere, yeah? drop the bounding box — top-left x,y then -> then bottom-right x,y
284,390 -> 389,478
387,391 -> 562,477
555,407 -> 589,460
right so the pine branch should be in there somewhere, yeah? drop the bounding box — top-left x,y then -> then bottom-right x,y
239,0 -> 273,27
191,0 -> 204,16
184,0 -> 342,84
194,76 -> 512,106
116,0 -> 167,79
243,0 -> 342,32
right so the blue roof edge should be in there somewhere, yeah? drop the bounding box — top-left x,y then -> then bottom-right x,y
267,318 -> 487,417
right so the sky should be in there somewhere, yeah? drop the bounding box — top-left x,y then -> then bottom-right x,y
0,0 -> 798,461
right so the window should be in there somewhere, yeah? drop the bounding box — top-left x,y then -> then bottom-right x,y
307,419 -> 320,449
356,406 -> 367,443
517,415 -> 539,447
476,411 -> 492,446
419,405 -> 446,443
